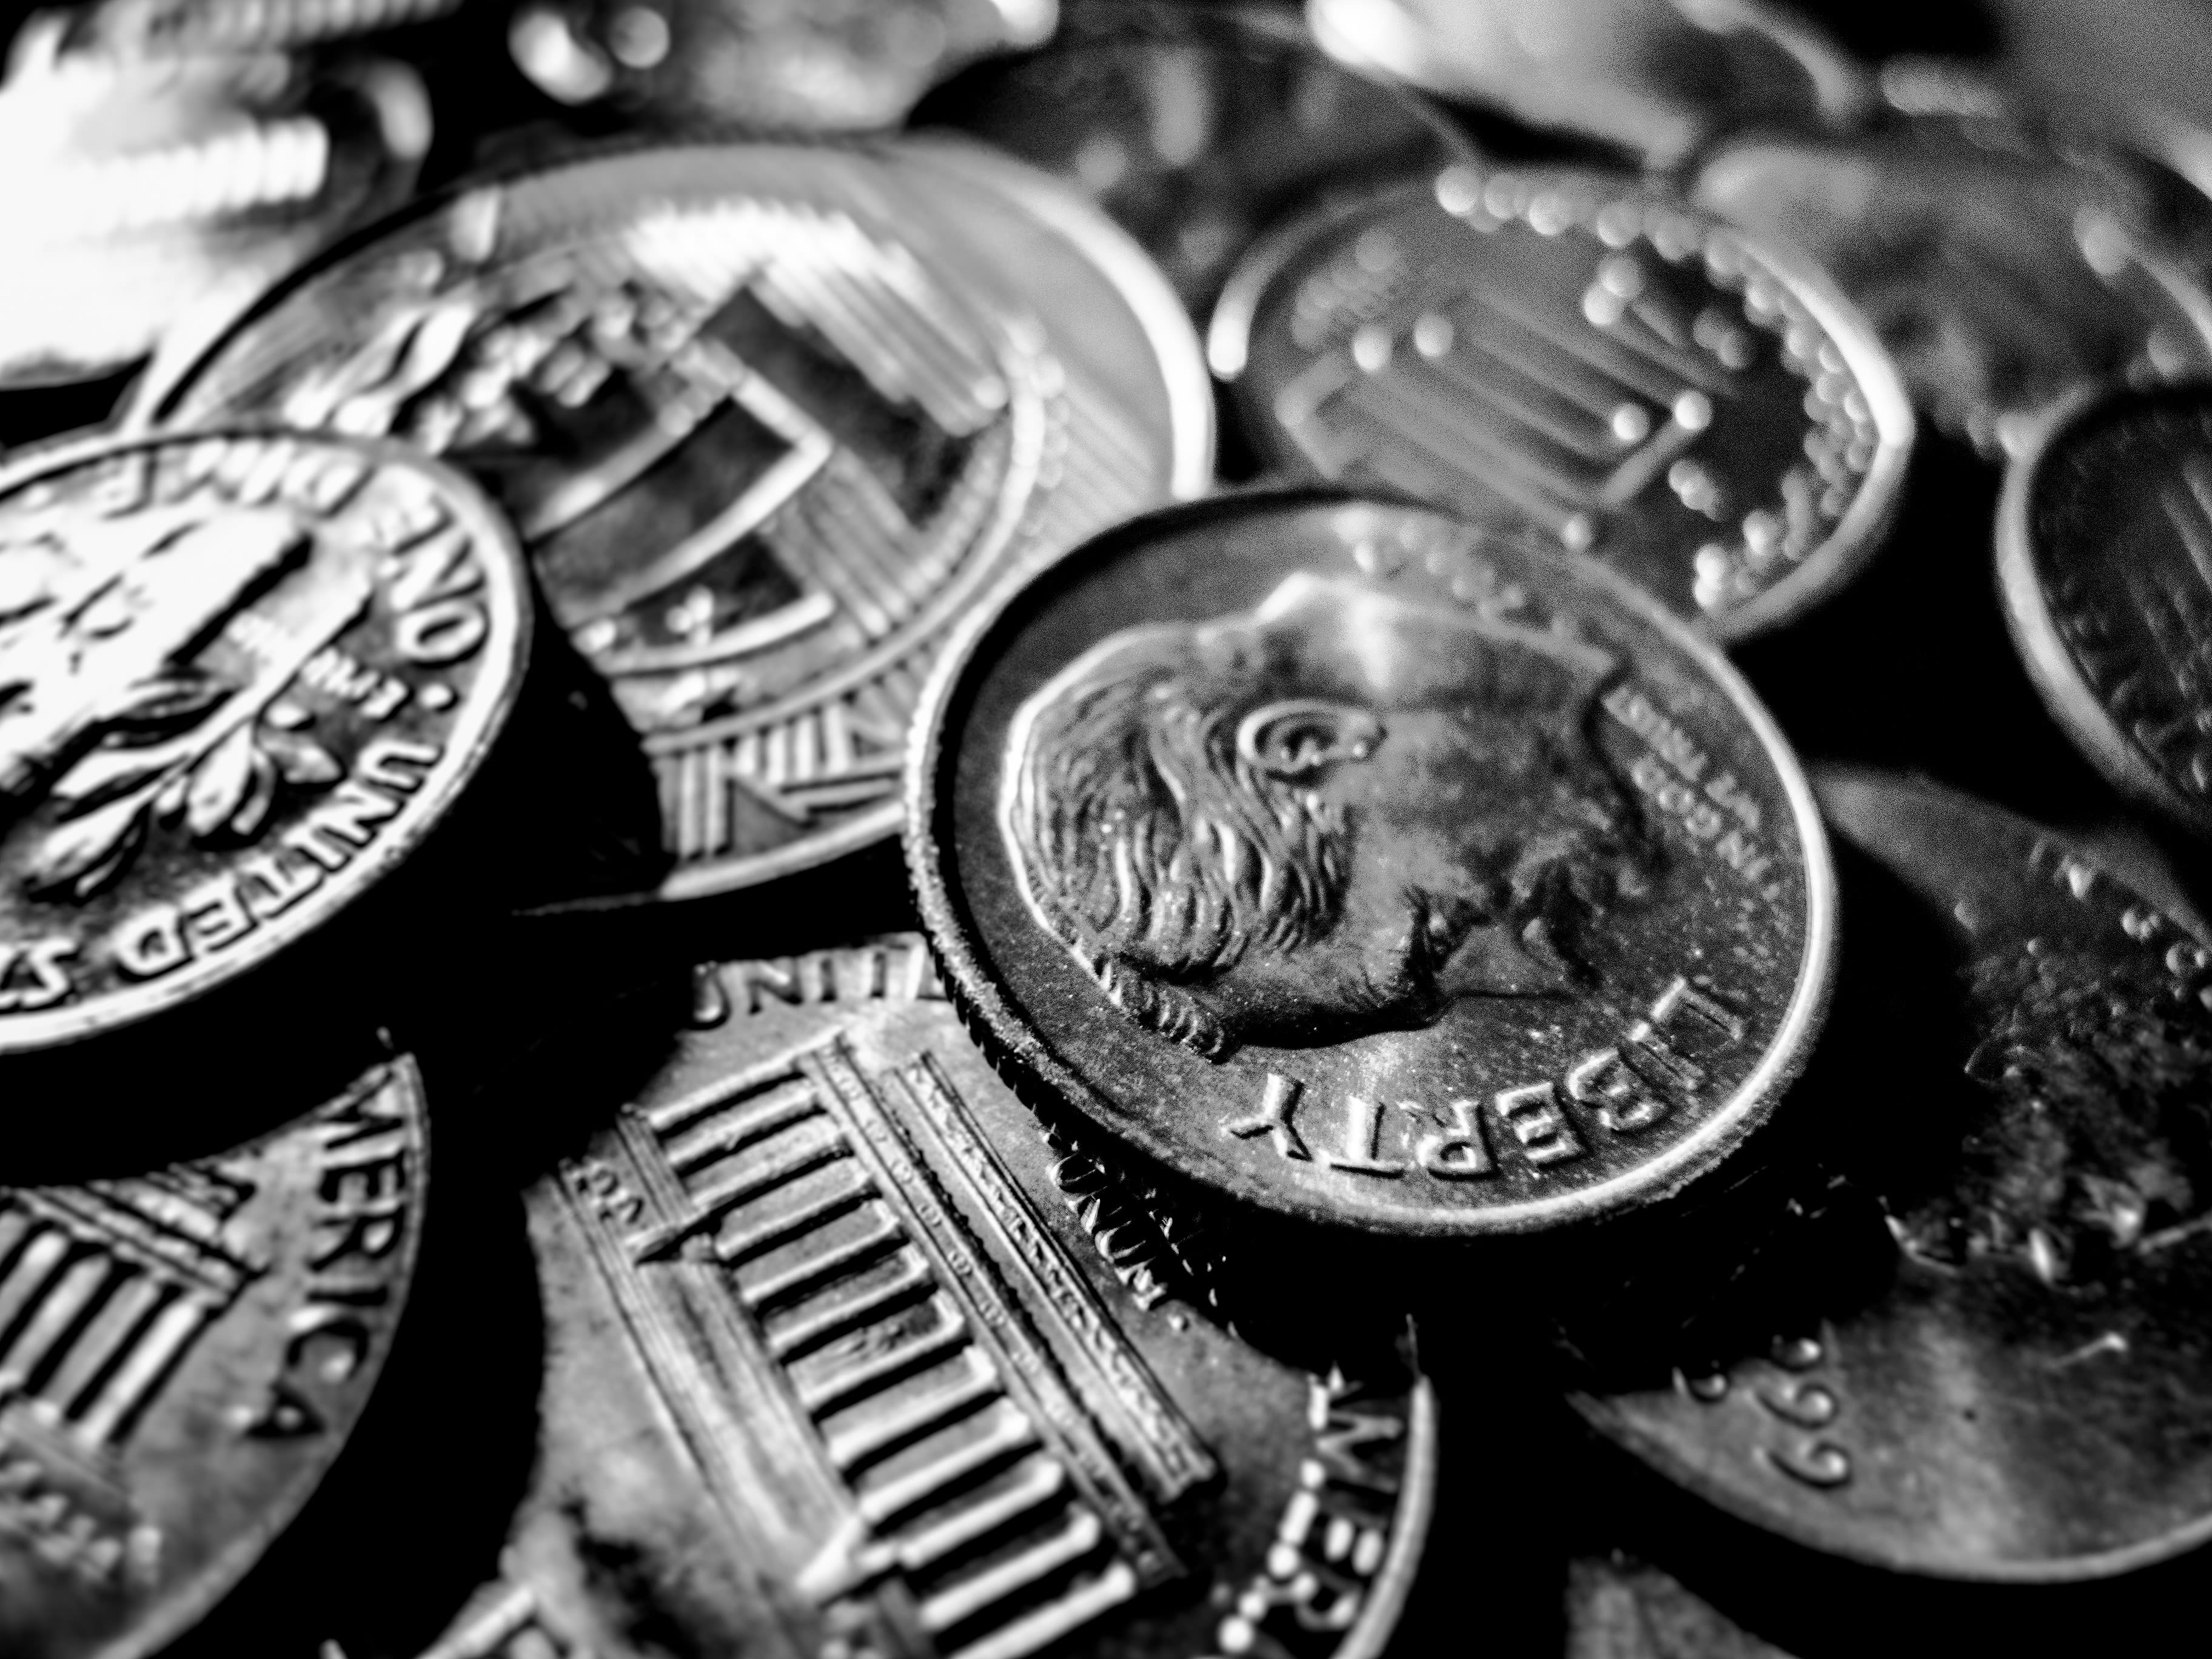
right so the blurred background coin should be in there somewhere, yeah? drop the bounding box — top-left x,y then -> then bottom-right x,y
2000,381 -> 2212,843
1694,62 -> 2212,459
1565,1550 -> 1796,1658
911,1 -> 1475,326
146,141 -> 1212,905
1212,161 -> 1912,638
910,492 -> 1835,1236
0,1051 -> 427,1659
0,12 -> 429,398
380,932 -> 1434,1659
1574,773 -> 2212,1578
507,0 -> 1055,133
1304,0 -> 1873,172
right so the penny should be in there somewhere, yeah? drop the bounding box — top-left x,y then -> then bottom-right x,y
1210,162 -> 1912,640
1574,771 -> 2212,1578
0,1051 -> 427,1659
0,428 -> 528,1055
1305,0 -> 1872,172
2000,382 -> 2212,842
375,933 -> 1435,1659
145,141 -> 1212,903
912,1 -> 1474,320
909,491 -> 1834,1236
1694,62 -> 2212,460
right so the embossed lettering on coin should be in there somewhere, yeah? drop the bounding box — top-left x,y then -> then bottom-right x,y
0,430 -> 526,1051
147,142 -> 1211,901
0,1056 -> 426,1659
912,495 -> 1834,1235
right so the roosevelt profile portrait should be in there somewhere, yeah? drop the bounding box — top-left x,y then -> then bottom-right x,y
1001,572 -> 1655,1057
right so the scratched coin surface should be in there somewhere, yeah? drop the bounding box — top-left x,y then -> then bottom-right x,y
1695,67 -> 2212,459
149,141 -> 1212,902
0,429 -> 527,1053
1574,773 -> 2212,1578
1210,161 -> 1912,640
910,492 -> 1834,1236
2000,383 -> 2212,841
913,0 -> 1473,320
394,933 -> 1435,1659
0,1053 -> 426,1659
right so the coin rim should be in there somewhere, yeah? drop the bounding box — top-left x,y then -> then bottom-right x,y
907,484 -> 1839,1237
0,427 -> 531,1053
1205,166 -> 1915,645
1998,380 -> 2212,840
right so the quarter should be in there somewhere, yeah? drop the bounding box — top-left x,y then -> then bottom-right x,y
910,492 -> 1836,1236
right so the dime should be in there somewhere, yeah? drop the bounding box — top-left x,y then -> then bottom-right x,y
1999,382 -> 2212,841
912,1 -> 1474,320
145,141 -> 1212,902
0,1052 -> 427,1659
910,492 -> 1835,1236
1304,0 -> 1872,171
0,429 -> 528,1054
1574,773 -> 2212,1578
381,933 -> 1435,1659
1694,63 -> 2212,459
1210,162 -> 1912,640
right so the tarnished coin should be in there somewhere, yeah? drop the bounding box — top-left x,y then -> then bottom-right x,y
1694,63 -> 2212,459
0,1053 -> 427,1659
1574,773 -> 2212,1578
910,492 -> 1834,1236
389,933 -> 1435,1659
1305,0 -> 1872,171
2000,382 -> 2212,841
913,1 -> 1474,320
1210,163 -> 1912,640
147,141 -> 1212,903
509,0 -> 1054,131
0,429 -> 528,1054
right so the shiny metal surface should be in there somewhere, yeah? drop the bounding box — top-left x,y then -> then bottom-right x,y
910,491 -> 1834,1235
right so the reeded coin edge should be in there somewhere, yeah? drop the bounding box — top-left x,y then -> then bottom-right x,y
0,427 -> 531,1051
905,484 -> 1840,1237
1997,383 -> 2212,840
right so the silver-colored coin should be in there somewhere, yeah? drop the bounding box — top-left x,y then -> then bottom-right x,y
1575,772 -> 2212,1578
383,934 -> 1435,1659
0,1053 -> 427,1659
1211,161 -> 1912,640
144,141 -> 1212,903
1564,1552 -> 1795,1658
910,492 -> 1835,1236
2000,381 -> 2212,841
1695,62 -> 2212,459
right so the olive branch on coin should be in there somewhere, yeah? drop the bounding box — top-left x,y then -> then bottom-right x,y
0,503 -> 369,901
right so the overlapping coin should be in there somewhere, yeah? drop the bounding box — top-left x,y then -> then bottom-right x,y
0,429 -> 528,1055
1574,773 -> 2212,1578
2000,382 -> 2212,841
910,492 -> 1835,1236
1210,161 -> 1912,638
389,933 -> 1434,1659
0,1052 -> 427,1659
146,141 -> 1213,903
1694,62 -> 2212,459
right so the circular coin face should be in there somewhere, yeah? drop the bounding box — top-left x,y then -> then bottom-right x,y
0,429 -> 527,1054
1695,85 -> 2212,460
1574,773 -> 2212,1579
910,493 -> 1835,1236
415,933 -> 1434,1659
0,1054 -> 426,1659
1211,163 -> 1912,640
2000,382 -> 2212,840
146,141 -> 1212,902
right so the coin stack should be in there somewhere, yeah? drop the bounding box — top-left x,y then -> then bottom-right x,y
2,1 -> 2211,1655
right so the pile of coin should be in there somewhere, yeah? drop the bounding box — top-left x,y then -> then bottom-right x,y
2,0 -> 2210,1654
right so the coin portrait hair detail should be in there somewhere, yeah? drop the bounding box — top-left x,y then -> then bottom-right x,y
1000,571 -> 1657,1057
